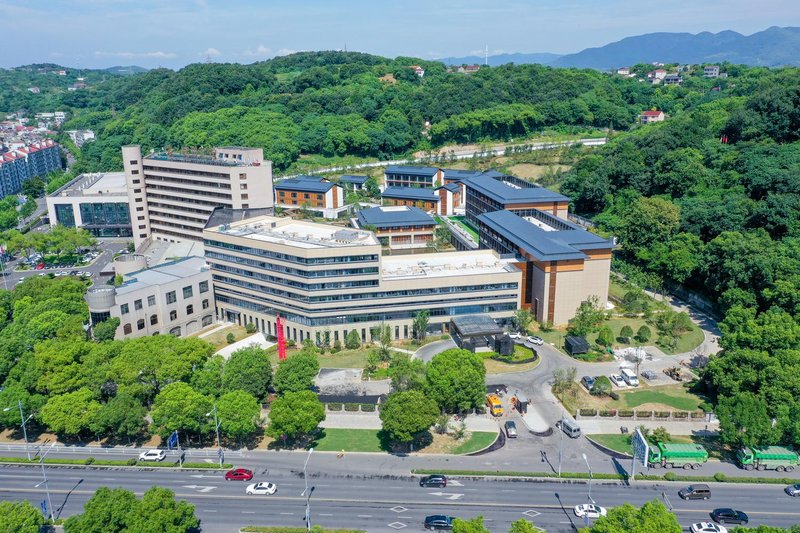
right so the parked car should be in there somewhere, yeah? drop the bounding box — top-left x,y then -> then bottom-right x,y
424,515 -> 454,530
504,420 -> 518,438
574,504 -> 607,518
225,468 -> 254,481
35,263 -> 44,270
581,376 -> 596,391
526,335 -> 544,345
785,484 -> 800,497
245,482 -> 277,495
508,332 -> 522,340
609,374 -> 625,387
419,474 -> 447,488
710,509 -> 748,525
691,523 -> 728,533
641,370 -> 657,380
138,450 -> 166,462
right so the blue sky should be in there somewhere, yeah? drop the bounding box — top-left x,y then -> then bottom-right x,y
1,0 -> 798,69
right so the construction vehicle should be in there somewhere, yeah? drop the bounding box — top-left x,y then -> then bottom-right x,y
648,442 -> 708,469
486,394 -> 503,417
664,366 -> 683,381
737,446 -> 798,472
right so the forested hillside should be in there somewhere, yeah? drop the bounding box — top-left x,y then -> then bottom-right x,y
561,67 -> 800,448
2,52 -> 734,173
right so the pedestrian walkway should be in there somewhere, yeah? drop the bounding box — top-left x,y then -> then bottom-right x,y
198,322 -> 229,339
214,332 -> 275,359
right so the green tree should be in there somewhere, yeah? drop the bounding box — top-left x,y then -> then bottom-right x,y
0,386 -> 45,431
509,519 -> 540,533
620,197 -> 681,255
650,426 -> 672,445
371,322 -> 392,361
589,500 -> 681,533
40,387 -> 101,438
64,487 -> 139,533
93,317 -> 120,341
413,310 -> 430,342
217,390 -> 262,443
379,390 -> 439,443
388,353 -> 427,392
91,393 -> 147,443
273,352 -> 320,394
716,392 -> 778,448
150,382 -> 213,441
513,309 -> 534,334
619,325 -> 634,342
345,329 -> 361,350
452,516 -> 491,533
222,346 -> 272,401
426,348 -> 486,412
636,325 -> 652,343
567,296 -> 606,337
596,325 -> 614,347
226,332 -> 235,344
190,355 -> 225,397
267,390 -> 325,441
0,500 -> 44,533
124,486 -> 200,533
591,375 -> 612,396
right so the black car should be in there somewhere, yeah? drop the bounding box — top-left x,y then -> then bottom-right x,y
424,515 -> 454,530
710,508 -> 749,525
419,474 -> 447,488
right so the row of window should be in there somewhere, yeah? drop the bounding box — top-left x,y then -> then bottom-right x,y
204,240 -> 379,266
206,251 -> 379,279
120,282 -> 209,314
143,165 -> 230,180
209,261 -> 379,290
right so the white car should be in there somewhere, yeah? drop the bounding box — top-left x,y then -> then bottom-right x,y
609,375 -> 625,387
526,335 -> 544,345
574,504 -> 607,518
691,523 -> 728,533
508,332 -> 522,340
138,450 -> 166,462
246,482 -> 277,495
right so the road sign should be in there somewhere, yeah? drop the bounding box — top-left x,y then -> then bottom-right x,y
631,427 -> 650,479
40,500 -> 47,515
167,430 -> 179,450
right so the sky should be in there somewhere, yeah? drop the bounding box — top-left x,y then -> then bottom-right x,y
1,0 -> 799,69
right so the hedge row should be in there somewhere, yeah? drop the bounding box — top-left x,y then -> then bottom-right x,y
241,527 -> 365,533
326,403 -> 377,412
0,457 -> 232,469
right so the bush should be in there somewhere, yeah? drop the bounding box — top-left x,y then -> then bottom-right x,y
655,411 -> 671,418
579,409 -> 597,417
591,375 -> 612,396
698,401 -> 713,413
332,339 -> 342,353
84,457 -> 95,465
618,410 -> 634,417
345,330 -> 361,350
360,404 -> 376,412
344,403 -> 360,412
636,410 -> 653,418
609,391 -> 620,401
714,472 -> 727,482
245,322 -> 257,334
691,411 -> 706,419
226,332 -> 236,344
673,411 -> 688,418
127,458 -> 137,466
599,409 -> 617,417
326,403 -> 343,411
664,472 -> 678,481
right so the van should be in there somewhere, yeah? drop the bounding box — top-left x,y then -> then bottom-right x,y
486,394 -> 503,417
621,368 -> 639,387
556,418 -> 581,438
678,484 -> 711,500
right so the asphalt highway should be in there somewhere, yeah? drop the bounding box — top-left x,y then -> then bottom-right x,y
0,462 -> 798,532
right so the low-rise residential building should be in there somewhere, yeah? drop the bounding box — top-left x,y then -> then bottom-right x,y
384,165 -> 442,188
477,209 -> 613,326
663,74 -> 683,85
85,256 -> 214,339
703,65 -> 720,78
647,69 -> 667,80
274,176 -> 345,219
122,145 -> 273,248
203,211 -> 521,343
46,172 -> 132,237
640,110 -> 666,124
339,175 -> 368,192
457,65 -> 481,74
65,129 -> 95,147
408,65 -> 425,77
355,206 -> 437,249
0,139 -> 61,199
382,186 -> 440,211
616,67 -> 630,75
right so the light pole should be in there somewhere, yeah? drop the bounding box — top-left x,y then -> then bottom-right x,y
4,399 -> 32,460
36,443 -> 56,523
558,414 -> 564,477
301,448 -> 314,532
582,452 -> 594,504
205,404 -> 222,467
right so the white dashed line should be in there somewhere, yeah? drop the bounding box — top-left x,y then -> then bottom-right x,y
280,512 -> 293,515
203,510 -> 217,513
320,513 -> 333,516
357,515 -> 372,518
242,511 -> 255,514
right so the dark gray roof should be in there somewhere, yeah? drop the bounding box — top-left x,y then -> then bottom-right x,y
464,171 -> 569,204
357,206 -> 436,229
275,176 -> 335,193
440,182 -> 461,193
451,314 -> 503,336
385,165 -> 440,177
477,210 -> 613,262
340,175 -> 368,184
443,168 -> 482,181
381,186 -> 439,202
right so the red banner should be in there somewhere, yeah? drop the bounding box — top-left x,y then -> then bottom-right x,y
276,315 -> 287,361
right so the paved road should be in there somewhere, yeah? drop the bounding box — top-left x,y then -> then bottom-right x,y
0,463 -> 797,532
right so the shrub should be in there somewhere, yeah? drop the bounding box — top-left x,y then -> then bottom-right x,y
226,332 -> 236,344
579,409 -> 597,417
609,391 -> 620,401
636,325 -> 652,343
691,411 -> 706,419
360,404 -> 376,412
84,457 -> 95,465
345,330 -> 361,350
591,375 -> 612,396
332,339 -> 342,353
673,411 -> 688,418
599,409 -> 617,417
326,403 -> 343,411
714,472 -> 727,482
698,401 -> 713,413
245,322 -> 257,334
664,472 -> 677,481
343,403 -> 360,412
655,411 -> 671,418
636,410 -> 653,418
127,458 -> 137,466
618,410 -> 634,417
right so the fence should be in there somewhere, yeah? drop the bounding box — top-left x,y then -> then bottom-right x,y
575,410 -> 714,422
0,443 -> 243,458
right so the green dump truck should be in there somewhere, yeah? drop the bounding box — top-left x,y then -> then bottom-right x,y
737,446 -> 798,472
648,442 -> 709,470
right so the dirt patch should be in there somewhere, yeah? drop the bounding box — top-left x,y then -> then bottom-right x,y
417,431 -> 473,454
506,164 -> 571,181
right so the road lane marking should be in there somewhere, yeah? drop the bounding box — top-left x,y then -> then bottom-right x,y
280,512 -> 293,515
320,513 -> 333,516
203,510 -> 217,513
357,515 -> 372,518
242,511 -> 255,514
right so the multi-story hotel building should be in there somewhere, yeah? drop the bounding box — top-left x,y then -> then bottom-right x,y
203,210 -> 521,344
122,145 -> 273,248
274,176 -> 345,219
462,171 -> 570,225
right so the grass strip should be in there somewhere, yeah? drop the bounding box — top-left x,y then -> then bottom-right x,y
0,457 -> 231,469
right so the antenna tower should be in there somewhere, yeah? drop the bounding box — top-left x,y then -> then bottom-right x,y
485,44 -> 488,66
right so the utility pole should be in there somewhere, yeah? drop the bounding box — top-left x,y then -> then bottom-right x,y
484,44 -> 489,66
4,400 -> 31,460
582,453 -> 594,504
36,443 -> 56,523
301,448 -> 314,532
558,414 -> 564,477
206,404 -> 223,467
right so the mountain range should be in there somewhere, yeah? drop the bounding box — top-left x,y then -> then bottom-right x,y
438,26 -> 800,70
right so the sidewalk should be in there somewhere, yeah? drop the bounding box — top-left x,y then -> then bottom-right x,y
214,332 -> 275,358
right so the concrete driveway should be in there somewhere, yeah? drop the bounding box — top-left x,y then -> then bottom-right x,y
413,338 -> 456,362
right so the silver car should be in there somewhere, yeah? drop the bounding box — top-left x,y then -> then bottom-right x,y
785,484 -> 800,497
504,420 -> 518,438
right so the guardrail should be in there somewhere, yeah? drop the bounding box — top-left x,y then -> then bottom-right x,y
0,443 -> 243,458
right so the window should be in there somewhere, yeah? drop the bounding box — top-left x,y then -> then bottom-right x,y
316,194 -> 322,200
182,286 -> 193,299
137,319 -> 145,330
291,192 -> 297,198
129,160 -> 138,165
148,295 -> 156,306
139,233 -> 147,238
138,225 -> 146,229
120,303 -> 129,315
186,305 -> 194,315
242,203 -> 249,208
150,314 -> 158,325
169,310 -> 177,321
123,323 -> 132,334
241,194 -> 248,199
166,291 -> 176,304
131,170 -> 139,175
132,179 -> 140,184
202,299 -> 209,309
135,198 -> 143,203
169,326 -> 181,337
134,189 -> 141,193
303,193 -> 309,199
199,281 -> 209,293
134,299 -> 142,310
239,173 -> 247,179
136,207 -> 144,212
240,183 -> 248,190
137,216 -> 145,221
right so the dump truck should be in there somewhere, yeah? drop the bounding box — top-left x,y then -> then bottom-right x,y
737,446 -> 798,472
648,442 -> 708,470
486,394 -> 503,417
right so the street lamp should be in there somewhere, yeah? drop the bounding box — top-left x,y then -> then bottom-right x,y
301,448 -> 314,532
36,443 -> 56,523
582,453 -> 594,504
557,414 -> 564,477
4,400 -> 31,460
205,404 -> 222,467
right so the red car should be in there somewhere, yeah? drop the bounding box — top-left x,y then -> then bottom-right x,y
225,468 -> 254,481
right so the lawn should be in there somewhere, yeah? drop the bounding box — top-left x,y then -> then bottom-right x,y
310,428 -> 385,453
265,346 -> 373,368
451,432 -> 498,455
448,216 -> 479,241
589,433 -> 632,454
197,325 -> 250,351
621,387 -> 703,411
483,345 -> 541,374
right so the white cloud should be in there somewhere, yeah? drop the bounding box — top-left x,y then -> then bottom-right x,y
201,47 -> 221,57
275,48 -> 297,57
94,50 -> 177,59
242,44 -> 271,57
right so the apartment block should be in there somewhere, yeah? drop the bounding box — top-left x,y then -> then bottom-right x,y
203,211 -> 520,344
122,145 -> 273,248
384,165 -> 443,188
274,176 -> 345,219
0,140 -> 60,198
